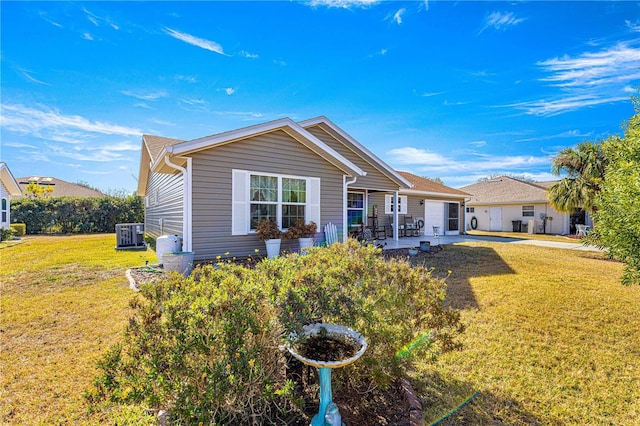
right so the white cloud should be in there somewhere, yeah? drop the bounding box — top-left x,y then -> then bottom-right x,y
626,20 -> 640,32
308,0 -> 380,9
392,8 -> 405,25
479,11 -> 525,35
176,75 -> 198,83
240,50 -> 259,59
469,140 -> 487,148
19,68 -> 49,85
225,88 -> 235,95
386,146 -> 551,177
163,27 -> 227,56
511,41 -> 640,116
120,90 -> 167,101
0,104 -> 142,141
82,32 -> 94,41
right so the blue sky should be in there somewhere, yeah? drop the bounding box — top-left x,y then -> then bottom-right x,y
2,1 -> 639,193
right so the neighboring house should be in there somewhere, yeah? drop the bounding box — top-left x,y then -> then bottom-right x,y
16,176 -> 106,198
0,163 -> 22,228
138,116 -> 422,261
460,176 -> 591,235
394,172 -> 471,236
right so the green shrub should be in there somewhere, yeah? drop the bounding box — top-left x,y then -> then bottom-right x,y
1,227 -> 15,241
10,223 -> 26,236
88,240 -> 463,423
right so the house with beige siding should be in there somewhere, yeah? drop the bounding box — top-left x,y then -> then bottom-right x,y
137,116 -> 420,261
138,117 -> 473,261
460,176 -> 591,235
0,163 -> 22,229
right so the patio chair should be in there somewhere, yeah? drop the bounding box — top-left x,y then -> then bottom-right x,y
576,224 -> 587,237
368,215 -> 387,240
324,222 -> 339,245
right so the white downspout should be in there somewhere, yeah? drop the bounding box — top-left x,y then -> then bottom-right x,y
164,156 -> 192,252
463,197 -> 471,234
344,175 -> 358,242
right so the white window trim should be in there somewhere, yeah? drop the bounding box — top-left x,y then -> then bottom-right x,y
232,170 -> 320,236
384,194 -> 407,215
522,205 -> 535,217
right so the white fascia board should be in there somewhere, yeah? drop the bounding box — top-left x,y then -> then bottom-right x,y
164,117 -> 365,177
467,200 -> 550,206
298,116 -> 412,189
0,163 -> 22,196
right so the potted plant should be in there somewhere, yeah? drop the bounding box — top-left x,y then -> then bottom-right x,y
420,240 -> 431,252
256,219 -> 283,259
286,220 -> 317,251
408,247 -> 419,257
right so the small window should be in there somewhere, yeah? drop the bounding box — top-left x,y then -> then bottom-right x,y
466,207 -> 475,213
522,205 -> 534,217
1,198 -> 7,223
384,194 -> 407,215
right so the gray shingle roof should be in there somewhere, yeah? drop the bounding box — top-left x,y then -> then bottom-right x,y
16,176 -> 107,198
460,176 -> 555,204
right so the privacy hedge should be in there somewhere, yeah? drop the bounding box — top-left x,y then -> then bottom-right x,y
10,196 -> 144,234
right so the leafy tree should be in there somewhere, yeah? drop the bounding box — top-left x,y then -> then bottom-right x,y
23,181 -> 54,198
547,140 -> 608,213
590,102 -> 640,285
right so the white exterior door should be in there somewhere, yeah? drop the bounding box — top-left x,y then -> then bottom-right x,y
490,207 -> 502,231
424,201 -> 445,236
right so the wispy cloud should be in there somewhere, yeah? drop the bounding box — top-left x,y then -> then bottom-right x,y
308,0 -> 380,9
19,68 -> 49,85
239,50 -> 259,59
479,11 -> 525,35
512,41 -> 640,116
0,104 -> 141,140
469,140 -> 487,148
515,129 -> 593,143
82,6 -> 119,30
120,90 -> 167,101
179,98 -> 209,112
163,27 -> 226,55
390,8 -> 405,25
415,90 -> 444,97
176,75 -> 197,83
386,146 -> 552,176
82,32 -> 94,41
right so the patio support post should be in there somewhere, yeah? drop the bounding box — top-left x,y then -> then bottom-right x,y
393,191 -> 399,241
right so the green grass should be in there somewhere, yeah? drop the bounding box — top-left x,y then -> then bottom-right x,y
0,235 -> 157,425
415,242 -> 640,425
2,235 -> 639,425
466,229 -> 585,243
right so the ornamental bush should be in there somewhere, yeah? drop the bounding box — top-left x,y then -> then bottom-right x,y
88,240 -> 463,423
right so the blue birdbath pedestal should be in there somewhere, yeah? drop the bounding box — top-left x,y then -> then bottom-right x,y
285,323 -> 367,426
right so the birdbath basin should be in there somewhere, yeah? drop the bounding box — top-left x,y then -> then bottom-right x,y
285,323 -> 367,426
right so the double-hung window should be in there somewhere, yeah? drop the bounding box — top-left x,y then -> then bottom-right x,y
233,170 -> 320,235
347,192 -> 364,226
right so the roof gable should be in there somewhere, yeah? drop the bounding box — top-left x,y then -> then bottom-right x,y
138,117 -> 369,195
298,116 -> 412,189
460,176 -> 552,204
0,163 -> 21,196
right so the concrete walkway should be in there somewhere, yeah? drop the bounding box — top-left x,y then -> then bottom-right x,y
380,233 -> 602,252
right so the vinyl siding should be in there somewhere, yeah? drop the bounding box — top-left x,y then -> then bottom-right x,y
304,125 -> 399,192
190,129 -> 345,260
144,171 -> 184,242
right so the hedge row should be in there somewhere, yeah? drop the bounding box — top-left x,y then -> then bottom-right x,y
10,196 -> 144,234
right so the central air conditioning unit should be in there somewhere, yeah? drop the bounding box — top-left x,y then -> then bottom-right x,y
115,223 -> 146,250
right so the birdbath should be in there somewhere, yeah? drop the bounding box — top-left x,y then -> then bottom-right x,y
285,323 -> 367,426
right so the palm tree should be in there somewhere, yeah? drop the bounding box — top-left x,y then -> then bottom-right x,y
547,140 -> 608,213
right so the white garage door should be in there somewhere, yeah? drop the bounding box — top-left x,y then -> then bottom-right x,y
424,201 -> 445,236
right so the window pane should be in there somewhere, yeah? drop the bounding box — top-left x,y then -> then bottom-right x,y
250,204 -> 276,229
448,219 -> 459,231
1,199 -> 6,210
347,193 -> 363,208
283,178 -> 306,203
348,210 -> 364,226
251,175 -> 278,202
282,204 -> 305,228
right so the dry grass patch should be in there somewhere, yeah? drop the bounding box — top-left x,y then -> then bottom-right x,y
414,242 -> 640,425
1,235 -> 156,425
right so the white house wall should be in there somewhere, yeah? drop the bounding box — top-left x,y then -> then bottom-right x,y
467,203 -> 570,234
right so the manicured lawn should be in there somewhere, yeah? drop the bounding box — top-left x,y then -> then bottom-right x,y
0,235 -> 156,425
416,242 -> 640,425
1,235 -> 638,424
